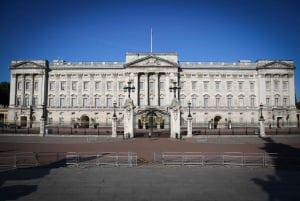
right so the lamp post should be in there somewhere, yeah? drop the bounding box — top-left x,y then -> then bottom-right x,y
187,100 -> 193,137
113,100 -> 117,118
169,81 -> 181,99
259,103 -> 264,121
112,100 -> 117,138
123,81 -> 135,99
187,100 -> 192,118
259,103 -> 266,137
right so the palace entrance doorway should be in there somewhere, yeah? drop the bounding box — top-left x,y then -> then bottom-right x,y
135,107 -> 170,137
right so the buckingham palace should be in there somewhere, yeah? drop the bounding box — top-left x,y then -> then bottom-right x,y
7,52 -> 298,131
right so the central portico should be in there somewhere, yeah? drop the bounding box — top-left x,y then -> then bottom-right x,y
124,52 -> 180,108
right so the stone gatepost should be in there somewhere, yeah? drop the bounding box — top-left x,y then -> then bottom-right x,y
169,99 -> 181,139
259,118 -> 266,137
40,118 -> 45,136
123,98 -> 135,139
187,116 -> 193,137
112,116 -> 117,138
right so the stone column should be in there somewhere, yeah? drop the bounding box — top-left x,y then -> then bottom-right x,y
259,118 -> 266,137
9,74 -> 17,106
169,99 -> 181,139
187,116 -> 193,137
22,74 -> 25,106
145,73 -> 149,106
155,73 -> 159,106
123,98 -> 135,138
112,116 -> 117,137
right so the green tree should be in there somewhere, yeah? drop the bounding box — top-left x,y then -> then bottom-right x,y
0,82 -> 10,106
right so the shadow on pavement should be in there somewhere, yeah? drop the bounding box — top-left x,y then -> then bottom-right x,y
0,158 -> 68,201
252,137 -> 300,201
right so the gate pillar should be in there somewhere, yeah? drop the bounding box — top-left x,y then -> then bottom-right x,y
169,99 -> 181,139
123,98 -> 135,138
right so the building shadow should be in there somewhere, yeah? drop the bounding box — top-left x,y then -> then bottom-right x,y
252,137 -> 300,201
0,158 -> 68,201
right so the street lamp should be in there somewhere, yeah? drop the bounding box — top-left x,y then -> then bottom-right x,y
113,100 -> 117,118
123,81 -> 135,98
169,81 -> 181,99
259,103 -> 264,121
187,100 -> 192,118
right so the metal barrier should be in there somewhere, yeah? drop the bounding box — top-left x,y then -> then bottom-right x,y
0,152 -> 137,169
161,152 -> 300,167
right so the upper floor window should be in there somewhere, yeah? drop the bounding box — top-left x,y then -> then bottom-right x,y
227,81 -> 232,91
238,81 -> 244,91
159,81 -> 165,90
34,81 -> 38,90
17,82 -> 22,90
215,81 -> 220,91
95,81 -> 101,91
60,81 -> 66,91
118,81 -> 124,91
191,81 -> 197,91
106,81 -> 112,91
25,81 -> 30,90
72,81 -> 77,91
49,81 -> 55,91
282,81 -> 288,91
139,81 -> 144,90
203,81 -> 209,91
266,81 -> 271,91
83,81 -> 89,91
250,82 -> 255,92
274,80 -> 279,91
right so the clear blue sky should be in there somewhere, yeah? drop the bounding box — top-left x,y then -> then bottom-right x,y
1,0 -> 299,99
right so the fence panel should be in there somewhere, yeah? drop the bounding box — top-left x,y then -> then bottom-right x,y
15,152 -> 38,168
203,152 -> 223,165
183,152 -> 203,165
162,152 -> 183,165
243,153 -> 264,167
223,152 -> 243,166
0,153 -> 15,168
98,152 -> 118,166
117,152 -> 137,166
78,152 -> 99,167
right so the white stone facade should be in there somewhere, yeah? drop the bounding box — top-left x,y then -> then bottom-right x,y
8,52 -> 297,129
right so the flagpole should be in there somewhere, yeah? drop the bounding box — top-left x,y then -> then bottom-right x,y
151,28 -> 153,53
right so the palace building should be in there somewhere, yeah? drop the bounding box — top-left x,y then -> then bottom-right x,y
7,52 -> 297,129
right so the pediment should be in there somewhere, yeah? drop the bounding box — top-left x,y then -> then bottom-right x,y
124,55 -> 179,68
258,61 -> 294,69
10,60 -> 48,69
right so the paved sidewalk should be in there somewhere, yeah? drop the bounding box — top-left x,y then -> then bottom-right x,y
1,166 -> 300,201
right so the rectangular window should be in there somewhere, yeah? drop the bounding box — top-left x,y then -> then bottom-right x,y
118,98 -> 124,107
215,81 -> 220,91
149,81 -> 154,91
204,97 -> 208,108
180,97 -> 185,107
95,98 -> 100,107
239,98 -> 244,107
33,96 -> 38,106
159,82 -> 165,90
204,81 -> 209,91
140,97 -> 144,107
275,98 -> 279,107
266,81 -> 271,91
216,97 -> 220,108
83,81 -> 89,91
106,81 -> 112,91
283,98 -> 287,106
83,98 -> 88,107
250,82 -> 255,92
24,97 -> 29,106
227,97 -> 232,109
192,81 -> 197,91
160,96 -> 165,106
118,81 -> 124,91
180,81 -> 185,90
238,82 -> 244,91
227,81 -> 232,91
274,80 -> 279,91
72,81 -> 77,91
61,81 -> 66,91
266,98 -> 270,107
49,81 -> 55,91
95,81 -> 100,91
250,97 -> 255,108
282,81 -> 288,90
139,81 -> 144,90
25,82 -> 30,90
71,97 -> 77,107
34,81 -> 38,90
48,98 -> 54,107
106,97 -> 112,107
16,97 -> 21,106
60,97 -> 65,107
17,82 -> 22,90
192,98 -> 197,107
